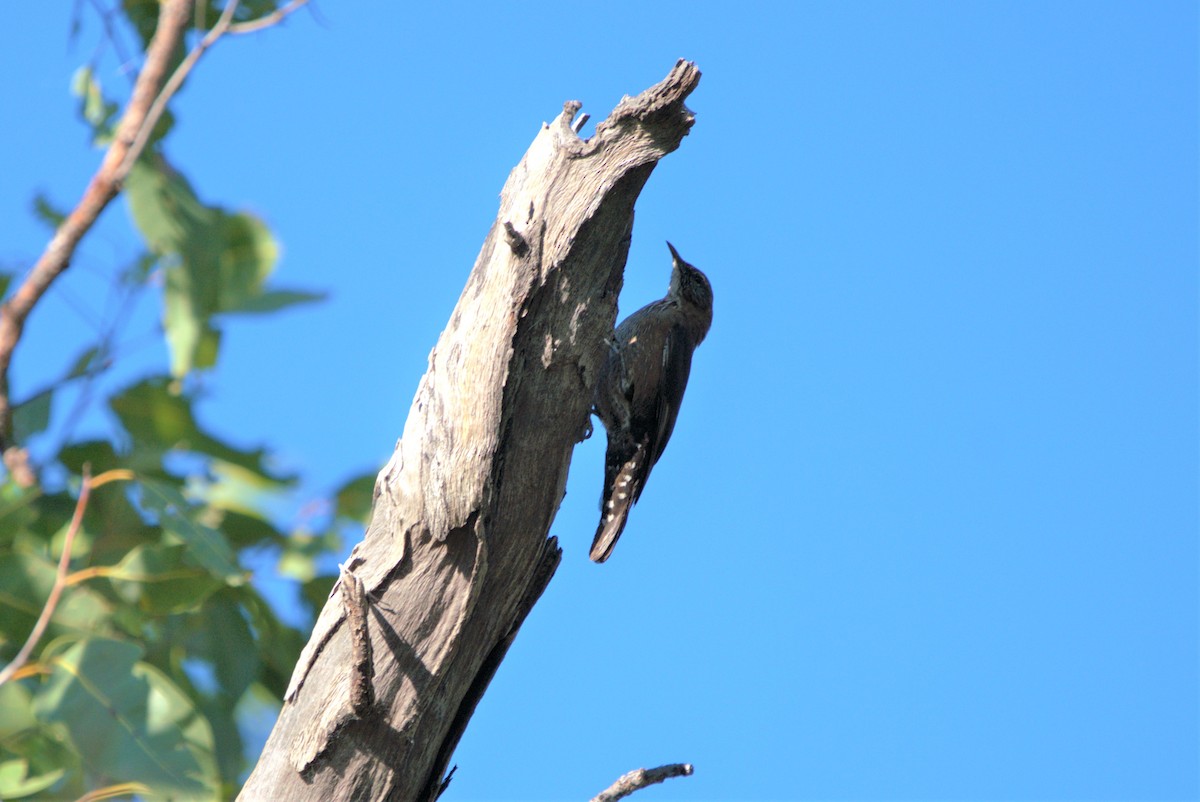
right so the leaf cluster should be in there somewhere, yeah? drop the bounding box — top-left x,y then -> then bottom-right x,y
0,4 -> 367,799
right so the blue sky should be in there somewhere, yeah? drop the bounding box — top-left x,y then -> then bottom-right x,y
2,2 -> 1197,800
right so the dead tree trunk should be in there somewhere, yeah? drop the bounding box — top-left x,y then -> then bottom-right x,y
239,61 -> 701,801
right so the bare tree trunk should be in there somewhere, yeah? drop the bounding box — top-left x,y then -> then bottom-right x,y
239,60 -> 701,802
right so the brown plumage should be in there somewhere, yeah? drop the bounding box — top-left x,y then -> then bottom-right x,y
590,242 -> 713,562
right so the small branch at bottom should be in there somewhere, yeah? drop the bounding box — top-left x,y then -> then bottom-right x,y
590,763 -> 694,802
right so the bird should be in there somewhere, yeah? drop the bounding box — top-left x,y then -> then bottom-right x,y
590,241 -> 713,563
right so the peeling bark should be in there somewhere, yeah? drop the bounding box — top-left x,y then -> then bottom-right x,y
239,60 -> 701,802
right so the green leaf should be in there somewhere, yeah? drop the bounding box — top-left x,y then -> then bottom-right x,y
110,378 -> 293,484
277,529 -> 340,582
106,544 -> 223,614
232,589 -> 304,700
195,695 -> 244,789
55,465 -> 168,568
70,66 -> 118,145
301,574 -> 337,618
0,681 -> 37,739
124,160 -> 212,255
214,212 -> 278,311
187,592 -> 258,701
121,0 -> 162,47
0,272 -> 11,301
0,482 -> 40,546
125,159 -> 318,375
216,509 -> 286,550
146,107 -> 176,150
57,439 -> 127,481
24,491 -> 78,547
32,193 -> 67,231
0,553 -> 113,645
110,379 -> 196,452
136,479 -> 245,585
64,346 -> 102,380
11,389 -> 52,443
33,637 -> 218,798
162,256 -> 221,376
0,757 -> 66,799
125,160 -> 219,376
124,250 -> 160,285
9,347 -> 113,445
335,471 -> 377,522
197,461 -> 290,518
223,288 -> 328,314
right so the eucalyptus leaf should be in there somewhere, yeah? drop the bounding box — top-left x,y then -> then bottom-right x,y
110,378 -> 293,484
34,637 -> 218,798
124,158 -> 315,376
136,479 -> 245,584
69,66 -> 117,144
0,478 -> 40,542
0,681 -> 37,739
187,592 -> 259,701
12,389 -> 52,443
120,0 -> 161,47
32,192 -> 67,230
215,212 -> 278,311
231,589 -> 304,699
223,288 -> 327,315
215,509 -> 286,550
64,346 -> 102,380
0,757 -> 66,799
0,553 -> 113,643
335,471 -> 377,522
107,544 -> 223,613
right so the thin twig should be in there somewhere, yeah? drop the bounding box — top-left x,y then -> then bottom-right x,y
115,0 -> 242,181
0,468 -> 130,686
590,763 -> 694,802
227,0 -> 310,34
0,0 -> 193,455
75,780 -> 151,802
55,277 -> 143,450
122,0 -> 313,174
88,0 -> 139,85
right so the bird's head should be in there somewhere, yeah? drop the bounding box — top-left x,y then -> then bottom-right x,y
667,241 -> 713,321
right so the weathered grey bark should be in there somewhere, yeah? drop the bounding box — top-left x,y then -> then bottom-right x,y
239,60 -> 701,802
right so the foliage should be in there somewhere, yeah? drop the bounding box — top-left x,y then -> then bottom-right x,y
0,4 -> 366,799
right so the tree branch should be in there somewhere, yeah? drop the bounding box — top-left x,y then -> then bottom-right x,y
590,763 -> 695,802
239,59 -> 702,801
0,0 -> 192,459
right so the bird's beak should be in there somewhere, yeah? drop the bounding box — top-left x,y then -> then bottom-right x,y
666,241 -> 682,264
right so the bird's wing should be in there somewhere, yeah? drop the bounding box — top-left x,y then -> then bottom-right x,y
632,321 -> 693,501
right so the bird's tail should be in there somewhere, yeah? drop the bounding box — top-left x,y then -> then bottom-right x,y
590,443 -> 647,563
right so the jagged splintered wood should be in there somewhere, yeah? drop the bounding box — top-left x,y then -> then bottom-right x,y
239,60 -> 701,802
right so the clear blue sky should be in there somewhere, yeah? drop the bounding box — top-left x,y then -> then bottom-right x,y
2,2 -> 1197,800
